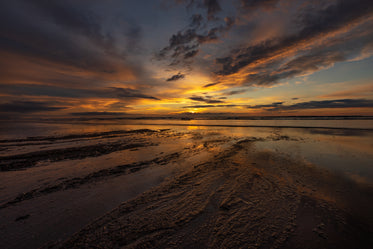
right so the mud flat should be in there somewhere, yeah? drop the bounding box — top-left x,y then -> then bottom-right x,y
0,128 -> 372,249
56,139 -> 372,249
0,129 -> 231,249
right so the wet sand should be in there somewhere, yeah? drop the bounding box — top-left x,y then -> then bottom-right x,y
0,128 -> 372,248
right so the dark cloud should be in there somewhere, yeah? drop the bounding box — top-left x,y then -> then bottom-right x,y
184,49 -> 199,59
280,99 -> 373,110
247,99 -> 373,111
189,96 -> 225,103
157,2 -> 234,67
203,82 -> 220,88
242,37 -> 370,86
28,0 -> 111,49
240,0 -> 280,12
183,104 -> 238,108
1,0 -> 372,116
190,14 -> 204,27
175,0 -> 222,20
216,0 -> 373,80
202,0 -> 222,20
224,89 -> 248,95
70,112 -> 126,116
283,51 -> 345,73
110,87 -> 159,100
124,23 -> 143,53
158,21 -> 234,65
0,84 -> 159,100
166,73 -> 185,81
0,0 -> 142,76
0,101 -> 66,113
247,102 -> 284,109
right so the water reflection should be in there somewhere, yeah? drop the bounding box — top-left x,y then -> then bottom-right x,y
306,128 -> 371,137
1,120 -> 372,186
1,118 -> 373,139
1,119 -> 372,249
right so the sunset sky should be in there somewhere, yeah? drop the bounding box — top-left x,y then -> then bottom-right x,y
1,0 -> 373,118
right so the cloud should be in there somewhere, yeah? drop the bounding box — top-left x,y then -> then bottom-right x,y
0,0 -> 143,80
158,19 -> 234,65
189,95 -> 225,103
282,99 -> 373,110
0,84 -> 159,100
224,89 -> 248,95
70,112 -> 126,116
243,50 -> 347,86
157,2 -> 234,67
183,104 -> 238,108
174,0 -> 222,20
202,0 -> 222,20
1,0 -> 372,116
319,85 -> 373,98
109,87 -> 159,100
247,102 -> 284,109
0,101 -> 66,113
247,99 -> 373,111
240,0 -> 280,12
166,73 -> 185,81
28,0 -> 110,48
215,0 -> 373,87
203,82 -> 220,88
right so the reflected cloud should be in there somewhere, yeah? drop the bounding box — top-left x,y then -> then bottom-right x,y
306,128 -> 370,137
0,100 -> 67,113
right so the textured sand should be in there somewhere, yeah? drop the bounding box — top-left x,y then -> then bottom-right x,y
56,139 -> 372,249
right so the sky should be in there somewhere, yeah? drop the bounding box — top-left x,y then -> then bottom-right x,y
0,0 -> 373,118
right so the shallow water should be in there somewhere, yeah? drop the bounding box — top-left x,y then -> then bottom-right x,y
0,120 -> 372,249
1,120 -> 372,182
1,118 -> 372,140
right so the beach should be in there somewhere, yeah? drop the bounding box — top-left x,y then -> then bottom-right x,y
0,122 -> 372,248
2,0 -> 373,247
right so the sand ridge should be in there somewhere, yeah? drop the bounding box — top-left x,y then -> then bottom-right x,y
56,139 -> 372,249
